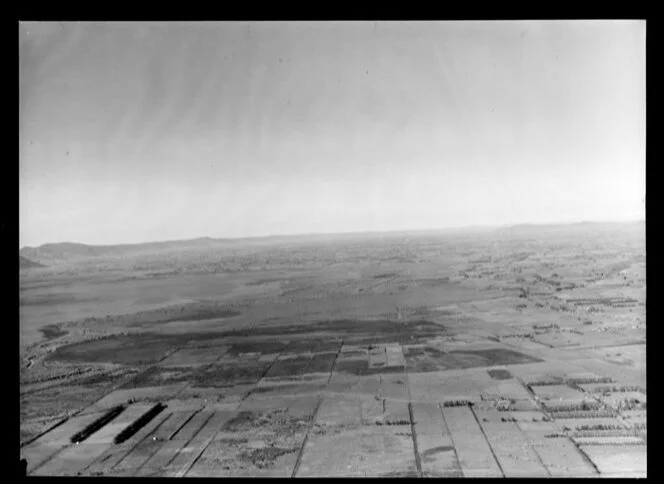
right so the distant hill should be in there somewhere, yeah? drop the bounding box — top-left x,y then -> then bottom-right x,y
19,256 -> 45,269
495,220 -> 644,235
20,220 -> 644,263
19,237 -> 226,263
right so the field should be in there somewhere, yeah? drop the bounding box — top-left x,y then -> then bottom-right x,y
19,222 -> 646,477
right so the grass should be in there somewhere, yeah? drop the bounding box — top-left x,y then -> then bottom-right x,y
373,273 -> 398,279
121,366 -> 196,389
238,445 -> 299,469
405,348 -> 542,373
73,368 -> 140,387
223,411 -> 261,432
308,353 -> 337,373
226,341 -> 289,356
49,333 -> 181,365
264,357 -> 312,379
333,359 -> 368,375
487,369 -> 513,380
39,324 -> 68,341
194,363 -> 270,387
160,308 -> 242,323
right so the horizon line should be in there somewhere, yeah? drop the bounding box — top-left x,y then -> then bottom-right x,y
20,218 -> 645,251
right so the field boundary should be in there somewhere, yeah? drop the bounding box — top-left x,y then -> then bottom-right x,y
291,395 -> 324,477
469,405 -> 505,478
407,402 -> 423,477
20,416 -> 69,448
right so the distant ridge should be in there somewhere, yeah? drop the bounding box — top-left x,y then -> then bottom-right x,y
19,256 -> 46,269
20,220 -> 644,263
494,220 -> 644,235
19,237 -> 226,263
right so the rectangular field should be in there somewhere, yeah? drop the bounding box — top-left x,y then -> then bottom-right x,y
440,406 -> 503,477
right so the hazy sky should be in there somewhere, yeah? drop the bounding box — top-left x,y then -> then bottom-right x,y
19,21 -> 645,247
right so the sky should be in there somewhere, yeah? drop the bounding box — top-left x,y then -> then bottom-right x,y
19,21 -> 645,247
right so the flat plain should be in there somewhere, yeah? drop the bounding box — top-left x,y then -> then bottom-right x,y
19,222 -> 646,477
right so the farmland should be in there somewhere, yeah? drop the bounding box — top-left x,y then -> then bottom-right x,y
19,221 -> 646,477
